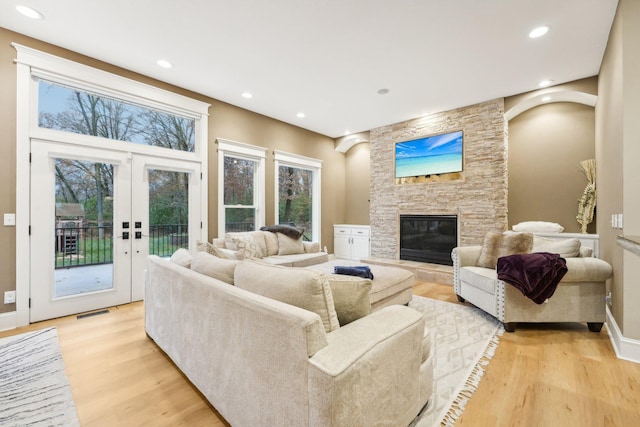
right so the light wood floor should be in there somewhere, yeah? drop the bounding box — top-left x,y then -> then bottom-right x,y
2,281 -> 639,426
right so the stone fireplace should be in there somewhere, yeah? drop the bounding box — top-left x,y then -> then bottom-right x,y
399,215 -> 457,265
369,98 -> 508,262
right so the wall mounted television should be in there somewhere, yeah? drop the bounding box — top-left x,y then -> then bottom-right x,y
394,130 -> 463,178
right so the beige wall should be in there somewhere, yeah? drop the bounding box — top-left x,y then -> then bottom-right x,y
506,77 -> 597,234
344,143 -> 371,225
597,0 -> 640,340
0,28 -> 346,315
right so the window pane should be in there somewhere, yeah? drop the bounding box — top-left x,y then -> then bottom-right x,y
148,169 -> 189,257
225,208 -> 255,232
278,165 -> 312,241
38,80 -> 195,152
224,156 -> 255,205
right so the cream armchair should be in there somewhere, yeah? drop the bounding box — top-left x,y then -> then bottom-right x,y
452,245 -> 613,332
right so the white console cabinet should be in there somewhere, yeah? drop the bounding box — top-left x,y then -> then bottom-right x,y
334,225 -> 371,260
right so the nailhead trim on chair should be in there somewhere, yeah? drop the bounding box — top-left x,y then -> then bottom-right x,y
495,280 -> 506,321
452,249 -> 461,295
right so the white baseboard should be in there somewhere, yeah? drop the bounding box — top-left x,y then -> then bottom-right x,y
606,306 -> 640,364
0,311 -> 17,332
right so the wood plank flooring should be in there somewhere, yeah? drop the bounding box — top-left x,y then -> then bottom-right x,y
2,281 -> 639,426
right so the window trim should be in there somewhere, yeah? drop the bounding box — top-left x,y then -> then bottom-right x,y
217,138 -> 267,236
273,150 -> 322,243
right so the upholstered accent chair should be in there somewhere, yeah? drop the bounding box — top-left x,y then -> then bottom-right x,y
452,235 -> 613,332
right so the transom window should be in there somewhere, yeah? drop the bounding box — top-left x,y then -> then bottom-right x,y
38,80 -> 195,151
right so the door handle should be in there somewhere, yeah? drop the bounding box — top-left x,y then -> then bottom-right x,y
118,232 -> 130,240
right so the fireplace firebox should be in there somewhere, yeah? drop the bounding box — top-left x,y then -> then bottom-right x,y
399,215 -> 458,265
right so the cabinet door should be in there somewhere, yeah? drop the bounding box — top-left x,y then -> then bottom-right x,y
334,235 -> 352,259
351,236 -> 370,260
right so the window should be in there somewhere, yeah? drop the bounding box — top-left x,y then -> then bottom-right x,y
38,80 -> 195,151
217,139 -> 266,235
274,151 -> 322,242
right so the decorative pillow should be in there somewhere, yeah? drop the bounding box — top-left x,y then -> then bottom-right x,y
197,240 -> 242,259
232,235 -> 265,259
532,236 -> 581,258
277,233 -> 305,255
303,241 -> 321,253
512,221 -> 564,233
190,251 -> 238,285
169,248 -> 192,268
477,231 -> 534,269
261,231 -> 280,256
234,259 -> 339,333
325,274 -> 372,325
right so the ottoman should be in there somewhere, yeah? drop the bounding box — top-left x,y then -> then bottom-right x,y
305,259 -> 415,311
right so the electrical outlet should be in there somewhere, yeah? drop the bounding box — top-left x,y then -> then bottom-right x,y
4,291 -> 16,304
605,291 -> 613,306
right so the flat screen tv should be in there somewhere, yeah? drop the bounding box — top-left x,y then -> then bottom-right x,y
395,130 -> 463,178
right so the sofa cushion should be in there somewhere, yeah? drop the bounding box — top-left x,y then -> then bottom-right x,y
277,233 -> 305,255
261,231 -> 280,256
460,266 -> 497,294
532,236 -> 581,258
191,251 -> 238,285
324,275 -> 372,325
169,248 -> 192,268
477,232 -> 533,269
234,259 -> 340,333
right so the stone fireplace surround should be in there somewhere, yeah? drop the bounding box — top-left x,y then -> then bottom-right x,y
369,98 -> 508,262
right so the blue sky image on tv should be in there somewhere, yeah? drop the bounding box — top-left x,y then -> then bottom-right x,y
395,130 -> 463,178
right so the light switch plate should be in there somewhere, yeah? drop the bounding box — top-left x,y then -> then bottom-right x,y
3,213 -> 15,226
4,291 -> 16,304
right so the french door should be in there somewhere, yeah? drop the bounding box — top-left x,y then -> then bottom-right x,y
30,140 -> 201,322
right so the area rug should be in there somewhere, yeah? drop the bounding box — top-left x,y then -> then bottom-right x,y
408,296 -> 503,427
0,327 -> 80,427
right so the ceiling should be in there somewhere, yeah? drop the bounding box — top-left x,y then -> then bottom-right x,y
0,0 -> 618,138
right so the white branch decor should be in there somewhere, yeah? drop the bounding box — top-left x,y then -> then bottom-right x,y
576,159 -> 596,233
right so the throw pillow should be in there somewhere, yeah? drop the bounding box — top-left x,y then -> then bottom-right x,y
234,259 -> 339,333
231,235 -> 265,259
477,231 -> 533,269
512,221 -> 564,233
532,236 -> 581,258
261,231 -> 280,256
325,274 -> 372,325
191,251 -> 238,285
225,231 -> 268,255
277,232 -> 305,255
169,248 -> 192,268
197,240 -> 243,259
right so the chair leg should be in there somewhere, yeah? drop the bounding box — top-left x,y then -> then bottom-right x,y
587,322 -> 603,333
503,322 -> 516,332
456,294 -> 465,303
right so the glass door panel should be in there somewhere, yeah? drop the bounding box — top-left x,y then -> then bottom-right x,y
148,169 -> 190,256
54,158 -> 114,298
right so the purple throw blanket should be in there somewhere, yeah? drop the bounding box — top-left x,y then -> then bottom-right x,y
496,252 -> 568,304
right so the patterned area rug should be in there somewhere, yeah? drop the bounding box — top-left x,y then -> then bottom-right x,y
0,327 -> 80,427
409,296 -> 503,427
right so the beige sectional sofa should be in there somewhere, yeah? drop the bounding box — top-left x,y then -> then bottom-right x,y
145,254 -> 433,426
210,230 -> 329,267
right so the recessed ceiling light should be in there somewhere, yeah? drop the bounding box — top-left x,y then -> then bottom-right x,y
157,59 -> 172,69
242,92 -> 253,99
541,96 -> 552,102
16,5 -> 44,19
296,112 -> 305,118
344,130 -> 351,135
377,88 -> 390,95
538,79 -> 554,88
529,26 -> 550,39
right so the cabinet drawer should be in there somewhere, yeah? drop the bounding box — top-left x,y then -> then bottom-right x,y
334,227 -> 352,236
351,228 -> 370,237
